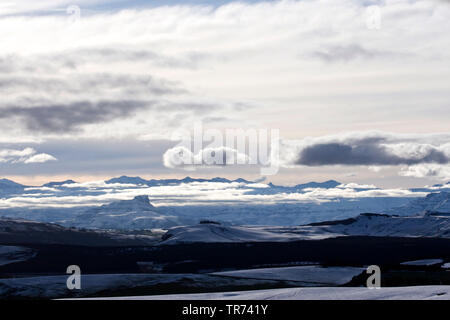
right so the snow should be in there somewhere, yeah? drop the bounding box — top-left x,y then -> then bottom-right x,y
68,196 -> 182,230
0,245 -> 35,266
400,259 -> 444,266
0,177 -> 449,230
389,192 -> 450,215
0,273 -> 292,299
211,266 -> 364,286
0,177 -> 429,229
160,224 -> 342,244
324,213 -> 450,238
160,212 -> 450,244
442,263 -> 450,269
84,286 -> 450,300
0,218 -> 160,246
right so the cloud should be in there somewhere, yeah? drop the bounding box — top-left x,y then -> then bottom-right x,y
163,145 -> 249,170
0,100 -> 154,133
24,153 -> 57,163
53,48 -> 207,70
0,147 -> 57,164
0,0 -> 449,184
309,44 -> 402,63
0,73 -> 185,95
399,164 -> 450,181
278,132 -> 450,167
0,0 -> 448,145
0,177 -> 427,210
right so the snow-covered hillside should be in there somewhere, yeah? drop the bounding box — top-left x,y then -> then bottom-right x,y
99,286 -> 450,300
160,223 -> 342,244
160,212 -> 450,244
315,212 -> 450,238
389,192 -> 450,215
0,245 -> 36,266
0,218 -> 159,246
212,266 -> 364,286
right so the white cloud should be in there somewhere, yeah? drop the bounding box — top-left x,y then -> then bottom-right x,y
0,178 -> 427,209
0,0 -> 449,185
163,145 -> 249,170
0,147 -> 57,164
23,153 -> 57,163
400,164 -> 450,181
0,0 -> 449,143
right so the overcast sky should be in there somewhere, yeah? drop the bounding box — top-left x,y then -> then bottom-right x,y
0,0 -> 449,187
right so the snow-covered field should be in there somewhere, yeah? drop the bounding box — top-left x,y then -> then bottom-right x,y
400,259 -> 444,266
0,246 -> 35,266
212,266 -> 364,286
0,273 -> 293,299
83,286 -> 450,300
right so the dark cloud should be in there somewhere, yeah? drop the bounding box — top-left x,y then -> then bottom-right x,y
62,48 -> 208,69
0,73 -> 184,96
296,139 -> 449,166
0,100 -> 153,133
310,44 -> 401,62
0,48 -> 209,75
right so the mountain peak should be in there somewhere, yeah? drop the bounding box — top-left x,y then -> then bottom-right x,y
43,180 -> 76,187
0,179 -> 25,188
105,176 -> 149,185
295,180 -> 341,189
133,195 -> 151,203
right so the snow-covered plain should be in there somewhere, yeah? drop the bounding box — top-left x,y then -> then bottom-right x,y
400,259 -> 444,266
0,273 -> 294,299
212,266 -> 364,286
84,286 -> 450,300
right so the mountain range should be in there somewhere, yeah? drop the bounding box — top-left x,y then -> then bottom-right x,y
0,176 -> 449,231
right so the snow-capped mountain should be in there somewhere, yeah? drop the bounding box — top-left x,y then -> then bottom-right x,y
105,176 -> 149,185
2,176 -> 449,230
42,180 -> 76,188
258,180 -> 341,195
294,180 -> 341,190
389,192 -> 450,216
69,195 -> 182,230
0,179 -> 25,196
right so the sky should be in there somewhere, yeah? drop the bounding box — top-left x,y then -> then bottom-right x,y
0,0 -> 449,187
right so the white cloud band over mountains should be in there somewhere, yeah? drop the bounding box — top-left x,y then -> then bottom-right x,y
0,148 -> 57,164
